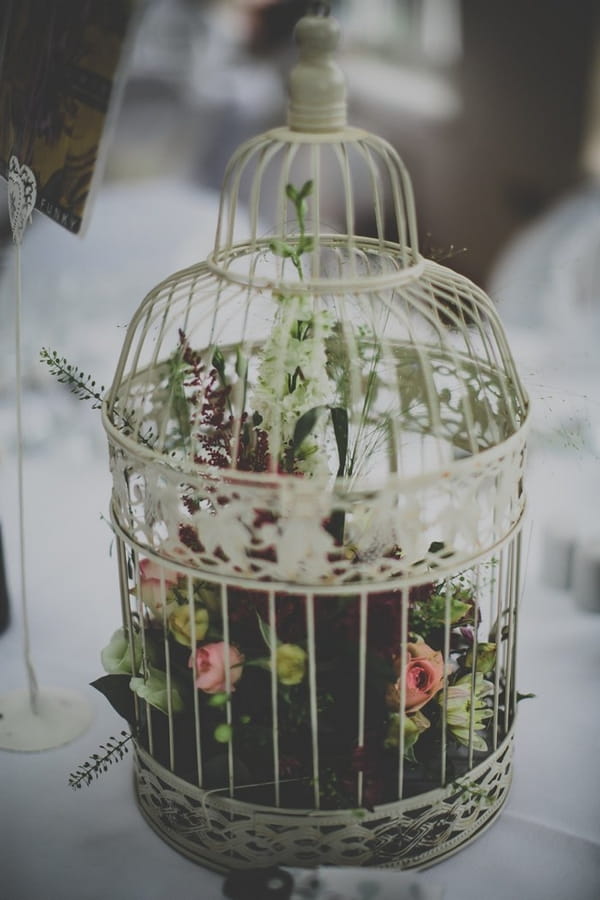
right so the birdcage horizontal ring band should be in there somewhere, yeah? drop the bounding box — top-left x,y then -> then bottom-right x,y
255,124 -> 375,147
108,494 -> 526,594
204,238 -> 424,293
101,397 -> 529,491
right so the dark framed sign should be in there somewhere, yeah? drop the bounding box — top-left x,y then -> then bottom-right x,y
0,0 -> 137,234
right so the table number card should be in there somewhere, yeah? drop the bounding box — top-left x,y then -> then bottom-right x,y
0,0 -> 137,235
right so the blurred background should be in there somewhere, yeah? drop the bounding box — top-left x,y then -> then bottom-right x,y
97,0 -> 597,281
2,0 -> 600,282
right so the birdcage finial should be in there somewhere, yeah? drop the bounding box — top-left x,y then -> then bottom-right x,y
287,11 -> 346,132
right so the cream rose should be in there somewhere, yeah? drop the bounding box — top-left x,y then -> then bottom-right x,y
276,643 -> 307,686
137,558 -> 180,618
168,605 -> 209,646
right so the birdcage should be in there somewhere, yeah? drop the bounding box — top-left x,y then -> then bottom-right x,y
101,10 -> 529,871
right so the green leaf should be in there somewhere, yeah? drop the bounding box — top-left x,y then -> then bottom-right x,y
269,239 -> 296,259
243,658 -> 272,671
285,183 -> 298,202
292,406 -> 325,451
235,347 -> 247,379
298,180 -> 313,200
90,674 -> 137,725
330,406 -> 348,477
212,347 -> 226,382
299,235 -> 314,254
256,613 -> 279,651
130,668 -> 185,714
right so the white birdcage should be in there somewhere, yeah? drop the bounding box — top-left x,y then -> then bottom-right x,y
101,10 -> 529,871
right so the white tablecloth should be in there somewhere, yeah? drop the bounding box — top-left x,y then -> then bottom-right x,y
1,179 -> 599,900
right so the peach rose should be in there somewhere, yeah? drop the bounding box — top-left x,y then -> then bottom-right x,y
386,641 -> 445,712
188,642 -> 244,694
138,559 -> 180,617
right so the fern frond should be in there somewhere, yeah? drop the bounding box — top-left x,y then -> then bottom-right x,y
68,731 -> 132,790
40,348 -> 104,408
40,348 -> 156,448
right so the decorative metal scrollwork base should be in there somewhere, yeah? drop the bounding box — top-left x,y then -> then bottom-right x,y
133,730 -> 513,872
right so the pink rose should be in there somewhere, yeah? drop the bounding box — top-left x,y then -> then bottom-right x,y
386,641 -> 445,713
188,642 -> 244,694
138,559 -> 180,617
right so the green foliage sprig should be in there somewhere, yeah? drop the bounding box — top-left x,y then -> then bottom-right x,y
40,348 -> 156,448
40,348 -> 105,408
68,731 -> 132,789
269,180 -> 314,279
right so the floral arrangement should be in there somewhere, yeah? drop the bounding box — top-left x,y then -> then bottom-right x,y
85,558 -> 500,807
50,183 -> 520,805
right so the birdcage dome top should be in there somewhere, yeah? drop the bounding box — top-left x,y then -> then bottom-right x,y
102,11 -> 529,589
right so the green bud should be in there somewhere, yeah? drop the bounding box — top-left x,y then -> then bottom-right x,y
208,692 -> 230,708
214,723 -> 233,744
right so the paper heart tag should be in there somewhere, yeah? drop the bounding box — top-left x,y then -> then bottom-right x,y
8,155 -> 37,244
